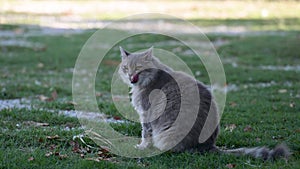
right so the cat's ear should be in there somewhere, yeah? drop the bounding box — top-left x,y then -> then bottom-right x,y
142,46 -> 153,61
119,46 -> 130,59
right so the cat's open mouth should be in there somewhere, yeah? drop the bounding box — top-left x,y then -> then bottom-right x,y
130,73 -> 139,84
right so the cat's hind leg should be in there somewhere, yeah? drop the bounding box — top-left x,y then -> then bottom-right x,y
135,123 -> 152,150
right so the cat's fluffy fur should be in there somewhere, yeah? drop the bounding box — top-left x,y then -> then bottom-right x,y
118,46 -> 290,160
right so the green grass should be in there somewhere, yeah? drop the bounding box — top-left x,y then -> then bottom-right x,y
1,13 -> 300,168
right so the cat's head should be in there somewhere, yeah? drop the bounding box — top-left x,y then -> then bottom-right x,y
118,46 -> 158,87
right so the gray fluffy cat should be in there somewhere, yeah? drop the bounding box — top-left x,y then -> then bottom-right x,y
118,46 -> 290,160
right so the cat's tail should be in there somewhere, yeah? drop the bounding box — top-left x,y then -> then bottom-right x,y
215,143 -> 290,161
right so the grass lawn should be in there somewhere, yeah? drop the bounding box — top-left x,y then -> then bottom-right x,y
1,1 -> 300,168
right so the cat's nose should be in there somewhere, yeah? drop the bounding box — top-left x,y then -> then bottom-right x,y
128,73 -> 133,80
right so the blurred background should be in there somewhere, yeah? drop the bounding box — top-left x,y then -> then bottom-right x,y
1,0 -> 300,32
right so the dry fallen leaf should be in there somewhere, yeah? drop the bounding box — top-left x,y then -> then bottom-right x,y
272,135 -> 284,140
46,135 -> 60,140
45,152 -> 53,157
38,90 -> 58,102
37,62 -> 44,68
290,101 -> 295,108
38,95 -> 49,101
225,124 -> 237,132
229,102 -> 237,107
38,137 -> 44,143
98,146 -> 112,158
226,163 -> 236,168
71,141 -> 80,153
51,90 -> 58,100
86,147 -> 91,153
85,157 -> 100,162
28,157 -> 34,162
67,101 -> 77,106
278,89 -> 287,93
59,154 -> 68,160
24,121 -> 49,127
49,144 -> 57,150
100,146 -> 111,153
243,125 -> 252,132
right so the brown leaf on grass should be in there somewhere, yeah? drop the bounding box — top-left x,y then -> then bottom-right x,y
86,147 -> 91,153
38,95 -> 49,101
28,157 -> 34,162
100,146 -> 111,153
53,151 -> 68,159
24,121 -> 49,127
272,135 -> 284,140
290,101 -> 295,108
70,141 -> 92,155
59,154 -> 68,160
65,122 -> 76,129
85,157 -> 117,163
278,89 -> 287,93
295,129 -> 300,133
37,62 -> 44,68
46,135 -> 60,140
51,90 -> 58,100
46,90 -> 57,102
256,137 -> 261,142
49,144 -> 57,150
243,125 -> 252,132
38,90 -> 58,102
226,163 -> 236,168
229,102 -> 237,107
38,137 -> 44,143
71,141 -> 80,153
85,157 -> 100,162
35,122 -> 49,127
98,146 -> 112,158
225,124 -> 237,132
45,152 -> 53,157
67,101 -> 77,106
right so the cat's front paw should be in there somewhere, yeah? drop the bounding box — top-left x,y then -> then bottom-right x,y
135,142 -> 150,150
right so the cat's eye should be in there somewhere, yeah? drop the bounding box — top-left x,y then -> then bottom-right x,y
122,66 -> 128,72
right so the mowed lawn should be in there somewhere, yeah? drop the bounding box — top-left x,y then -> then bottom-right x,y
1,2 -> 300,169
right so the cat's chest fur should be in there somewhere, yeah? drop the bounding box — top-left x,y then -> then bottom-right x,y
130,86 -> 146,117
130,71 -> 179,123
